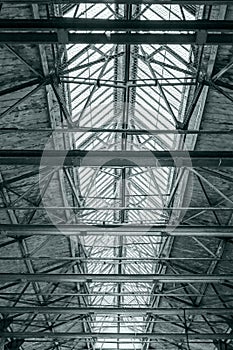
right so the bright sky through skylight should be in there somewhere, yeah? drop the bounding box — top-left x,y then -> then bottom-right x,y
64,3 -> 194,349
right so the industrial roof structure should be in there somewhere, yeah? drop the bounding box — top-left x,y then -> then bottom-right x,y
1,1 -> 233,350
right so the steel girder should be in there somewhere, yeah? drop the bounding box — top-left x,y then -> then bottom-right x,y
0,332 -> 232,340
0,306 -> 232,315
2,128 -> 233,135
0,0 -> 231,4
0,273 -> 232,283
1,224 -> 233,236
0,19 -> 233,31
1,150 -> 233,167
0,33 -> 232,45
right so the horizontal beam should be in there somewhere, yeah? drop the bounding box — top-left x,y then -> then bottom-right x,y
1,255 -> 232,264
0,33 -> 232,45
0,273 -> 232,283
0,292 -> 231,297
2,207 -> 233,211
1,224 -> 233,237
0,257 -> 231,262
1,150 -> 233,167
1,19 -> 233,32
0,332 -> 232,340
0,0 -> 231,4
2,128 -> 233,135
0,306 -> 232,315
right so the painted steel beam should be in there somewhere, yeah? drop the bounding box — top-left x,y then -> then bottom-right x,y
1,224 -> 233,237
0,33 -> 232,45
0,273 -> 232,283
0,331 -> 232,340
0,19 -> 233,32
1,150 -> 233,167
0,306 -> 232,316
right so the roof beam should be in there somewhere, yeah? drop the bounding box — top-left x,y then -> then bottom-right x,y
0,0 -> 231,4
0,273 -> 232,283
0,33 -> 232,45
2,128 -> 233,135
1,224 -> 233,237
1,150 -> 233,167
0,19 -> 232,32
0,306 -> 232,315
0,331 -> 232,340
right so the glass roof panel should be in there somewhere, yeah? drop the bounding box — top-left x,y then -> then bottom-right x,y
63,3 -> 195,349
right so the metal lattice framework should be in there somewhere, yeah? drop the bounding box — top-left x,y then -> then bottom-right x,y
0,2 -> 233,350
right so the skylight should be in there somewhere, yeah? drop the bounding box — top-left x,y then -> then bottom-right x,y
63,3 -> 195,349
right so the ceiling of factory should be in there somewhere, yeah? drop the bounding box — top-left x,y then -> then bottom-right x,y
0,2 -> 233,350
